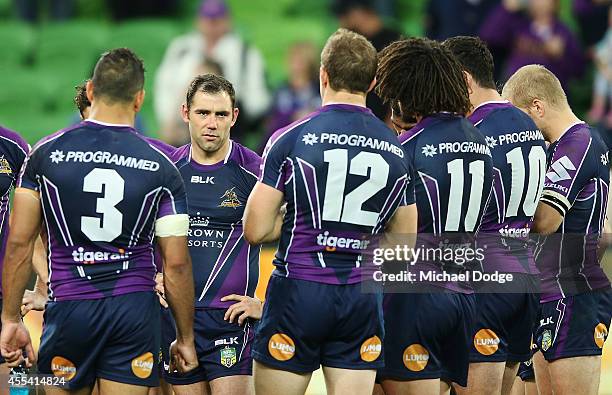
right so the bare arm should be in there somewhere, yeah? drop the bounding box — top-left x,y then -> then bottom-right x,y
156,235 -> 195,343
532,201 -> 563,235
243,182 -> 284,245
2,189 -> 42,322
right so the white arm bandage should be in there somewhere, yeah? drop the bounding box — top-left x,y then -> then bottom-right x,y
155,214 -> 190,237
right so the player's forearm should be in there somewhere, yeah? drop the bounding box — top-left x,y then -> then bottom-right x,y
164,257 -> 195,343
256,211 -> 284,244
32,236 -> 48,285
2,239 -> 35,322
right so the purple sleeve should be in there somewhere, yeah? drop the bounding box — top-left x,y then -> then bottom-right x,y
17,150 -> 39,191
144,136 -> 177,158
259,127 -> 297,192
479,4 -> 522,49
156,160 -> 188,219
541,132 -> 593,216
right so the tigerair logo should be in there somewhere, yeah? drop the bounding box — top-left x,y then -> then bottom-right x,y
594,323 -> 608,349
72,247 -> 131,264
316,231 -> 370,252
474,329 -> 500,355
268,333 -> 295,361
546,156 -> 575,182
131,352 -> 154,379
360,336 -> 382,362
0,156 -> 12,174
403,344 -> 429,371
51,356 -> 77,381
219,187 -> 242,209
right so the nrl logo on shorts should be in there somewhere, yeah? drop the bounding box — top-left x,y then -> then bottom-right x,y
541,329 -> 552,352
219,187 -> 242,209
220,346 -> 237,368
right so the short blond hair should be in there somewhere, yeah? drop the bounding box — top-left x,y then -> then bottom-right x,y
501,65 -> 568,110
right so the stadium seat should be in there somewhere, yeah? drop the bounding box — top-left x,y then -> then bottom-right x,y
0,21 -> 35,68
36,21 -> 110,79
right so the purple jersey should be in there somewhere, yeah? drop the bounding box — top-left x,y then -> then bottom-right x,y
18,120 -> 188,301
260,104 -> 410,284
0,126 -> 30,298
536,122 -> 610,302
468,101 -> 546,274
171,141 -> 261,309
400,113 -> 494,292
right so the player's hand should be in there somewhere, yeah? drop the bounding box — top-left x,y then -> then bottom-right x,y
155,273 -> 168,308
221,294 -> 263,325
0,321 -> 36,368
21,288 -> 47,315
169,339 -> 198,374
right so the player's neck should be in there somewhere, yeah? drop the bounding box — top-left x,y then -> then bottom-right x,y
545,109 -> 582,142
322,89 -> 367,108
191,139 -> 231,165
469,88 -> 503,114
88,104 -> 136,127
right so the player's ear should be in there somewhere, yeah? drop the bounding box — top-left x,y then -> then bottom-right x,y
231,107 -> 239,127
366,77 -> 376,94
180,103 -> 190,123
85,80 -> 94,104
134,89 -> 145,113
531,99 -> 545,118
463,71 -> 474,95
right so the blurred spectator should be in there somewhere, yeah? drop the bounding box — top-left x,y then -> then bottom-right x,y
331,0 -> 400,122
480,0 -> 585,90
155,0 -> 270,146
261,41 -> 321,153
13,0 -> 74,22
588,7 -> 612,127
106,0 -> 180,20
426,0 -> 499,40
573,0 -> 611,50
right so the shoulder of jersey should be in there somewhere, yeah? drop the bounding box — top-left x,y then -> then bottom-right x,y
29,122 -> 86,154
0,125 -> 30,156
264,113 -> 316,152
229,141 -> 262,178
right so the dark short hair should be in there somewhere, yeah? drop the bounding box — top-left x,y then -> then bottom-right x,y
376,37 -> 471,118
321,28 -> 377,94
91,48 -> 145,103
442,36 -> 497,90
185,74 -> 236,111
74,80 -> 91,117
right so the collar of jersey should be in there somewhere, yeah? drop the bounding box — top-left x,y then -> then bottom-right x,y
85,118 -> 134,129
554,120 -> 587,144
187,140 -> 234,171
471,100 -> 511,112
321,103 -> 372,115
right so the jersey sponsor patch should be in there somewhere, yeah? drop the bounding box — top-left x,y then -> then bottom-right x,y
594,323 -> 608,349
403,344 -> 429,371
268,333 -> 296,361
473,328 -> 500,355
360,335 -> 382,362
131,352 -> 154,379
546,156 -> 576,183
51,356 -> 77,381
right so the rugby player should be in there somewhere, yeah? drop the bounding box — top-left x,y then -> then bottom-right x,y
443,36 -> 545,395
1,48 -> 198,394
375,38 -> 494,395
503,64 -> 611,395
159,74 -> 264,395
244,29 -> 416,395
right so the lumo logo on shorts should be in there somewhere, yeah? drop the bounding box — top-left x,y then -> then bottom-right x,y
360,336 -> 382,362
268,333 -> 295,361
541,330 -> 552,352
474,328 -> 500,356
594,323 -> 608,349
403,344 -> 429,372
51,356 -> 77,381
131,352 -> 154,379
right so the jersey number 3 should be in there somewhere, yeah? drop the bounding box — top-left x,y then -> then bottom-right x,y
81,168 -> 124,242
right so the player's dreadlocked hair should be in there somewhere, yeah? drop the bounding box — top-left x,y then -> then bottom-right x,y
74,80 -> 91,118
376,38 -> 471,119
